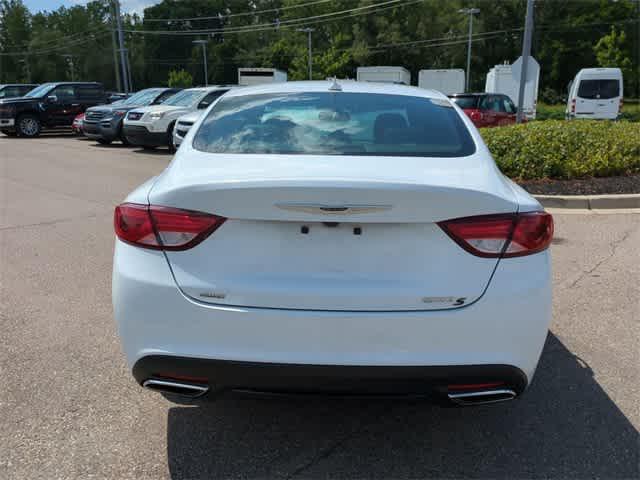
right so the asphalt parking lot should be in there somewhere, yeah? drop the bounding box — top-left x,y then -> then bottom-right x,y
1,134 -> 638,479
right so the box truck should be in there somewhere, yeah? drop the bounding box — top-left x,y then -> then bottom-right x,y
356,66 -> 411,85
238,68 -> 287,86
485,61 -> 540,119
418,69 -> 465,95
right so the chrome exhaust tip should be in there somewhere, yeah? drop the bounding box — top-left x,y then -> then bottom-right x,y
447,388 -> 516,406
142,378 -> 209,398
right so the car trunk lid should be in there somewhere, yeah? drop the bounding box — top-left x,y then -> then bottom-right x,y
149,152 -> 518,311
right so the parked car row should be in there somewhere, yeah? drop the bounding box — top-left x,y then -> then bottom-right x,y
0,82 -> 236,151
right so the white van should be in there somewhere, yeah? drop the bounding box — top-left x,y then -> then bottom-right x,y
418,69 -> 465,95
356,66 -> 411,85
566,68 -> 623,120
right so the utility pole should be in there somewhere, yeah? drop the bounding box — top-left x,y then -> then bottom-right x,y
296,27 -> 314,80
113,0 -> 130,93
459,8 -> 480,92
110,0 -> 122,92
19,58 -> 31,82
516,0 -> 534,123
62,54 -> 75,81
192,39 -> 208,86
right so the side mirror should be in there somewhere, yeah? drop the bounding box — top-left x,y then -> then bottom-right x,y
46,95 -> 58,104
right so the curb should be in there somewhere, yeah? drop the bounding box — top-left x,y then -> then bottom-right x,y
534,194 -> 640,210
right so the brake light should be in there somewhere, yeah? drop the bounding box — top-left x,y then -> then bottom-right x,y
619,97 -> 623,113
114,203 -> 226,250
468,110 -> 483,122
438,212 -> 553,258
571,98 -> 576,113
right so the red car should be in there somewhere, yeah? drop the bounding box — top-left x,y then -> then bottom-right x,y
72,113 -> 85,135
448,93 -> 520,128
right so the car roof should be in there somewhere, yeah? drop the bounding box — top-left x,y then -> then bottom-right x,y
578,67 -> 622,75
448,93 -> 491,97
41,81 -> 103,87
222,80 -> 448,100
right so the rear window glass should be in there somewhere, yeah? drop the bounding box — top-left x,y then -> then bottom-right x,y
193,92 -> 475,157
577,79 -> 620,99
450,96 -> 478,109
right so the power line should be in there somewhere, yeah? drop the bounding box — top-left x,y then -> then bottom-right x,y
143,0 -> 335,23
125,0 -> 416,35
0,31 -> 112,56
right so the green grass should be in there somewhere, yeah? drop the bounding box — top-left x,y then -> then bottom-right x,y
536,102 -> 640,122
480,120 -> 640,180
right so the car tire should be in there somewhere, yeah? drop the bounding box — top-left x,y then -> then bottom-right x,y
119,131 -> 130,146
16,114 -> 41,137
97,138 -> 111,145
167,123 -> 177,153
142,145 -> 156,150
1,129 -> 17,137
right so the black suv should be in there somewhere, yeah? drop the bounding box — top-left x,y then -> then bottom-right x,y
0,82 -> 106,137
0,84 -> 39,100
84,87 -> 180,145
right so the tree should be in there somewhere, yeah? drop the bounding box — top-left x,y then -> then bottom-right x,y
594,26 -> 635,95
168,68 -> 193,88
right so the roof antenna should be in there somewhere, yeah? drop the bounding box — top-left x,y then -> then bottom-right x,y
328,77 -> 342,92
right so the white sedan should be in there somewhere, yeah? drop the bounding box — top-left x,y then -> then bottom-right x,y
113,80 -> 553,406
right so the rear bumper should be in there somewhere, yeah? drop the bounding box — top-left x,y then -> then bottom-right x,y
123,125 -> 167,147
570,113 -> 619,120
113,241 -> 552,391
133,355 -> 527,396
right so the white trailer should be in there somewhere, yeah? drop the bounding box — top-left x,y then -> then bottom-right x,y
418,69 -> 465,95
485,60 -> 540,119
356,66 -> 411,85
238,68 -> 287,86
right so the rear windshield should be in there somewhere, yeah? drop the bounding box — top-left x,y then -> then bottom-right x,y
577,79 -> 620,99
193,92 -> 475,157
449,96 -> 479,109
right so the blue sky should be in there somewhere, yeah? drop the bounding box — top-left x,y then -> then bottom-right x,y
23,0 -> 157,14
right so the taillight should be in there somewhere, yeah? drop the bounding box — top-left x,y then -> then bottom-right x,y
114,203 -> 226,250
468,110 -> 483,122
438,212 -> 553,258
619,97 -> 623,113
571,98 -> 576,113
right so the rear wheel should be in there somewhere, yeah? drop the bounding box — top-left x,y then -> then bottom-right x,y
97,138 -> 111,145
119,131 -> 130,146
17,114 -> 41,137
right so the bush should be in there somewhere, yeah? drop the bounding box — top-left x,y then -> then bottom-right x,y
168,69 -> 193,88
539,87 -> 564,105
480,120 -> 640,180
536,103 -> 566,121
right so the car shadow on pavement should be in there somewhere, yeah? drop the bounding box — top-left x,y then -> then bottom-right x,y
130,148 -> 173,155
165,333 -> 638,479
